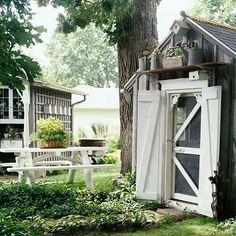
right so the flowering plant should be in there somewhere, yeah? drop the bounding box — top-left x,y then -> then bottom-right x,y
30,116 -> 71,148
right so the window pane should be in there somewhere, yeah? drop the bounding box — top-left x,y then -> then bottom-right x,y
176,96 -> 201,148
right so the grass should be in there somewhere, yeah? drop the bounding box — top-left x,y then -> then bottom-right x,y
36,150 -> 121,191
0,150 -> 121,191
35,164 -> 120,190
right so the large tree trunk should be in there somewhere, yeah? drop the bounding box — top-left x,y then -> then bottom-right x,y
118,0 -> 158,174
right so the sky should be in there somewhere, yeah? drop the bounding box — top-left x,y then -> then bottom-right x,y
28,0 -> 198,64
158,0 -> 197,42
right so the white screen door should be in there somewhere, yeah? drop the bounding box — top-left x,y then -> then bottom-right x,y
172,94 -> 201,203
161,79 -> 221,216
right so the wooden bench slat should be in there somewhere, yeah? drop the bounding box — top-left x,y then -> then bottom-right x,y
7,164 -> 115,172
34,161 -> 72,166
0,163 -> 17,167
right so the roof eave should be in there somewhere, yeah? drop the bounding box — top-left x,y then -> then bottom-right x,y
31,80 -> 87,96
157,31 -> 175,51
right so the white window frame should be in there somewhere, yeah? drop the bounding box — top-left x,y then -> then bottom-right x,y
0,87 -> 24,124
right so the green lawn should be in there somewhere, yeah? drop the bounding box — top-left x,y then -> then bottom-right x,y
35,150 -> 121,191
0,150 -> 121,191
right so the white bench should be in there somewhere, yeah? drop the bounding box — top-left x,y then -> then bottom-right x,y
1,147 -> 114,187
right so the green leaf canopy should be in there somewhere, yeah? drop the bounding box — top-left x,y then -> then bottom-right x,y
42,24 -> 118,88
0,0 -> 45,89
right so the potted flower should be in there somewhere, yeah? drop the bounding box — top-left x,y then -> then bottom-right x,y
30,116 -> 71,148
163,46 -> 187,68
4,125 -> 16,139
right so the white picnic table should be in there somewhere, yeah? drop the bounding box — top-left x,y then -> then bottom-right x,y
0,147 -> 114,187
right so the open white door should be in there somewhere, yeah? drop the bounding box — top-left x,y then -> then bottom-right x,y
136,91 -> 165,200
198,86 -> 222,216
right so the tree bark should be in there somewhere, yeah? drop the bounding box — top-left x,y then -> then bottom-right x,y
118,0 -> 158,174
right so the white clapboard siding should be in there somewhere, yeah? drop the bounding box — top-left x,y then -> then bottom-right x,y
198,86 -> 222,217
136,90 -> 165,200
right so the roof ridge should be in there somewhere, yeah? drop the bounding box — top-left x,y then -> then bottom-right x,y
185,14 -> 236,31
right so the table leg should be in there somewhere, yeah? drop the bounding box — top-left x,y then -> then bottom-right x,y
16,152 -> 35,186
18,171 -> 24,183
67,152 -> 77,184
81,151 -> 93,189
25,152 -> 35,186
25,171 -> 35,186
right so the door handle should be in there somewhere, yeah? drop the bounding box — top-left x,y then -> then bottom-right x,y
167,139 -> 174,143
174,147 -> 185,153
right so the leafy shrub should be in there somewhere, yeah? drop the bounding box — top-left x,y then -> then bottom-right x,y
141,200 -> 164,210
159,213 -> 173,225
46,169 -> 68,176
74,128 -> 87,146
0,174 -> 160,234
218,218 -> 236,235
30,116 -> 71,147
92,156 -> 107,164
180,208 -> 195,220
103,155 -> 119,164
51,210 -> 155,234
77,127 -> 87,138
52,215 -> 89,234
91,122 -> 108,138
0,211 -> 32,236
107,136 -> 121,153
92,155 -> 119,164
0,184 -> 77,219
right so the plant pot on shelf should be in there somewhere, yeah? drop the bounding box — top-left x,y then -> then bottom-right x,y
162,56 -> 185,69
162,46 -> 187,69
150,53 -> 164,70
138,56 -> 151,70
4,133 -> 10,139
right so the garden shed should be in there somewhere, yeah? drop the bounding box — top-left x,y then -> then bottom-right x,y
125,12 -> 236,218
0,80 -> 85,162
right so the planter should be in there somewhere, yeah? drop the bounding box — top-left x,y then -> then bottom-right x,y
150,53 -> 164,70
188,47 -> 203,65
79,138 -> 106,147
162,56 -> 185,68
4,133 -> 10,139
138,56 -> 151,70
38,140 -> 68,149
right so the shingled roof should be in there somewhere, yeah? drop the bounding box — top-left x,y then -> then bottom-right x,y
183,13 -> 236,57
188,16 -> 236,53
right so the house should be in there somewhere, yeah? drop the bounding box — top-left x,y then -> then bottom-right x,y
0,80 -> 85,162
125,12 -> 236,218
72,85 -> 120,138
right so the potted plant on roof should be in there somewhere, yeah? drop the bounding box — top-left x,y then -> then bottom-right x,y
162,46 -> 187,68
138,49 -> 151,70
150,48 -> 164,70
30,116 -> 71,148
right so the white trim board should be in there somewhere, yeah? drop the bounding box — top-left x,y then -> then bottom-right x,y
160,78 -> 208,91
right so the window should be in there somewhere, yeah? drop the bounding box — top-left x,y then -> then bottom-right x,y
0,88 -> 24,123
